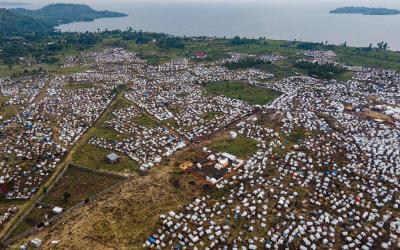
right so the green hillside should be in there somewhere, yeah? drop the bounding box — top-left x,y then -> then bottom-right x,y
11,3 -> 127,26
0,8 -> 52,36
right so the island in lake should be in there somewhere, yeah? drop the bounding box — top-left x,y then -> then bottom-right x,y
330,6 -> 400,15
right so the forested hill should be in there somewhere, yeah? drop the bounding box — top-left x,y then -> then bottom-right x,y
0,8 -> 52,37
11,3 -> 127,26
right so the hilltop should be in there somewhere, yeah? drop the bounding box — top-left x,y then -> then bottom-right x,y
11,3 -> 127,26
0,8 -> 52,36
330,6 -> 400,15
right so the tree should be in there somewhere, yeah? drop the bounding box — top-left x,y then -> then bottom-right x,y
63,191 -> 71,203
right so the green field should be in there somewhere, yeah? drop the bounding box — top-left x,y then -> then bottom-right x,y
125,42 -> 184,65
334,71 -> 355,81
42,165 -> 125,208
92,96 -> 132,140
208,134 -> 258,159
206,81 -> 281,105
64,82 -> 93,90
202,111 -> 222,121
0,100 -> 20,120
134,113 -> 158,128
10,206 -> 52,238
72,144 -> 138,173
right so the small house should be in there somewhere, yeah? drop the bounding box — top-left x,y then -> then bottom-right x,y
194,51 -> 208,59
30,238 -> 42,248
180,161 -> 193,171
221,152 -> 237,162
52,206 -> 63,215
229,131 -> 238,139
106,153 -> 120,164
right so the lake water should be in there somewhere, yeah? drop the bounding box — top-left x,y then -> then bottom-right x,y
6,0 -> 400,50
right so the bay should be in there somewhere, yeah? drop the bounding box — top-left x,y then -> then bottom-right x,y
10,0 -> 400,50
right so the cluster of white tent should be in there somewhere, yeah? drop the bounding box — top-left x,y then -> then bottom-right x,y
125,81 -> 253,141
0,107 -> 65,199
0,50 -> 136,200
0,75 -> 48,106
145,53 -> 400,249
64,48 -> 146,68
89,105 -> 186,168
33,74 -> 119,146
301,50 -> 338,65
0,206 -> 18,226
259,53 -> 286,63
215,52 -> 285,66
2,47 -> 400,248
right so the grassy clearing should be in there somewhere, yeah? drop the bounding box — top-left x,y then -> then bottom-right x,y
206,81 -> 281,105
208,134 -> 258,159
50,65 -> 91,75
72,144 -> 138,174
91,126 -> 126,141
92,96 -> 132,140
42,165 -> 125,208
125,42 -> 184,65
334,71 -> 354,81
161,118 -> 178,128
259,61 -> 300,79
0,95 -> 9,105
0,200 -> 25,213
0,104 -> 21,120
10,206 -> 52,238
202,111 -> 222,121
134,113 -> 157,128
64,82 -> 93,90
0,64 -> 26,78
0,95 -> 19,119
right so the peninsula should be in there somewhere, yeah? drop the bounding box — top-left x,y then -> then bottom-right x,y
10,3 -> 127,26
0,3 -> 127,36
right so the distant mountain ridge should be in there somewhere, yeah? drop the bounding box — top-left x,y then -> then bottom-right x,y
0,8 -> 52,36
330,6 -> 400,15
11,3 -> 127,26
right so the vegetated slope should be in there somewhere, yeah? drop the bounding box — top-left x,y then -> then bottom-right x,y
0,8 -> 52,36
11,3 -> 127,26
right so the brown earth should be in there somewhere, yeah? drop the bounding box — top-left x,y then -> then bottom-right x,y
12,161 -> 203,250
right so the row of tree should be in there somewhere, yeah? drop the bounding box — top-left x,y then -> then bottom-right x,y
294,61 -> 345,80
0,28 -> 189,70
223,58 -> 271,70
